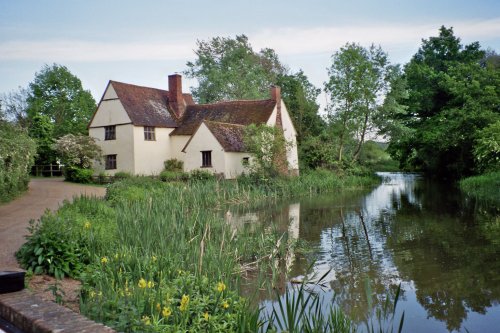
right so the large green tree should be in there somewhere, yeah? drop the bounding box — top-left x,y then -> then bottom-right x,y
324,43 -> 394,164
388,27 -> 500,178
184,35 -> 287,103
27,64 -> 96,138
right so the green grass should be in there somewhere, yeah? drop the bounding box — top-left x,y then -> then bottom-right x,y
459,171 -> 500,202
17,170 -> 382,332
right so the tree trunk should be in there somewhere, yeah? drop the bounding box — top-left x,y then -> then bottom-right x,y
353,105 -> 369,161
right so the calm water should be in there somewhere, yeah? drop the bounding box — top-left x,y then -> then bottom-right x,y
227,172 -> 500,333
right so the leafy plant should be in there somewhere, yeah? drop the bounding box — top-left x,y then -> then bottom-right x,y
164,159 -> 184,172
64,166 -> 93,183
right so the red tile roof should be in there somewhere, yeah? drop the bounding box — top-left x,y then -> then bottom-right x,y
110,81 -> 193,128
171,99 -> 276,135
204,121 -> 247,152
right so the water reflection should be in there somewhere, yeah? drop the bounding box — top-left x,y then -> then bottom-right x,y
225,173 -> 500,332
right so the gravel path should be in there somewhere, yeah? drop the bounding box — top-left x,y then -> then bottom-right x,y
0,178 -> 106,270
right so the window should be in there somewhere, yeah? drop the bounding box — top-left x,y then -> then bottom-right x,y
242,157 -> 249,166
144,126 -> 156,141
201,151 -> 212,167
105,154 -> 117,170
105,126 -> 116,140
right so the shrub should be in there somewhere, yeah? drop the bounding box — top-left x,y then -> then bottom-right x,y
0,122 -> 37,202
64,166 -> 93,183
160,170 -> 188,182
114,171 -> 132,180
188,169 -> 215,181
164,158 -> 184,172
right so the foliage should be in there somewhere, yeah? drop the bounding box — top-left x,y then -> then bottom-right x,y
277,71 -> 325,143
188,169 -> 215,181
185,35 -> 287,103
17,170 -> 378,332
243,124 -> 290,179
163,158 -> 184,172
26,64 -> 96,138
325,43 -> 396,163
64,167 -> 94,183
29,114 -> 56,165
387,26 -> 500,178
0,121 -> 37,202
159,170 -> 188,182
473,120 -> 500,173
114,171 -> 133,180
359,141 -> 399,172
53,134 -> 102,169
459,171 -> 500,202
16,197 -> 116,279
0,87 -> 30,128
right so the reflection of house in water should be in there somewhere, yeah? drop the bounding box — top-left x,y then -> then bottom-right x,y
225,203 -> 300,241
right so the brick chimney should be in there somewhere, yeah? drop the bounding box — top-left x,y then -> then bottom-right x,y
168,74 -> 185,118
270,86 -> 283,128
270,86 -> 281,104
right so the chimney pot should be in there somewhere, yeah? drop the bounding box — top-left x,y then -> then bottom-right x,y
270,86 -> 281,103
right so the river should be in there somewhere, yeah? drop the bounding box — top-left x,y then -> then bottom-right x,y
226,172 -> 500,332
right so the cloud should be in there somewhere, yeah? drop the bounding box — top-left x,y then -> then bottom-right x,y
1,18 -> 498,62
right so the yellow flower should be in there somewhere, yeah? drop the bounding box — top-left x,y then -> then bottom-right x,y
89,290 -> 96,298
84,221 -> 91,229
217,281 -> 226,293
156,303 -> 161,312
203,312 -> 209,321
138,278 -> 147,289
101,256 -> 108,264
147,280 -> 155,289
179,294 -> 189,311
162,306 -> 172,318
152,255 -> 157,262
98,291 -> 103,298
141,315 -> 151,326
222,300 -> 230,309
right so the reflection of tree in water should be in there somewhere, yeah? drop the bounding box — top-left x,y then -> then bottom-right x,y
321,205 -> 401,323
383,179 -> 500,331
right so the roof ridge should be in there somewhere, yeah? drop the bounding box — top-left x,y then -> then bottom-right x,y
204,120 -> 246,127
110,80 -> 168,93
195,99 -> 274,107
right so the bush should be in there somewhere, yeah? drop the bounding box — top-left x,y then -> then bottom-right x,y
164,158 -> 184,172
188,169 -> 215,181
114,171 -> 132,180
160,170 -> 188,182
0,122 -> 36,202
64,166 -> 93,183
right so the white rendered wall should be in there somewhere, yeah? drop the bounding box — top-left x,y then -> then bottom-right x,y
280,102 -> 299,171
90,124 -> 135,175
89,86 -> 131,127
183,123 -> 225,176
224,152 -> 252,179
170,135 -> 190,162
133,127 -> 174,175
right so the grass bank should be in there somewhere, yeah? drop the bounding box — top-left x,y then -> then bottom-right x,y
17,170 -> 381,332
459,171 -> 500,202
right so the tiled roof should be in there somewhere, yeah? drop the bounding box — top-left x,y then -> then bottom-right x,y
204,121 -> 247,152
110,81 -> 193,128
171,99 -> 276,135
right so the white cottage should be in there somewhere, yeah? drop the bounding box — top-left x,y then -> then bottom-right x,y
88,74 -> 299,179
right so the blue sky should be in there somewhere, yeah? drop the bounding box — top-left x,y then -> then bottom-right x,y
1,0 -> 499,106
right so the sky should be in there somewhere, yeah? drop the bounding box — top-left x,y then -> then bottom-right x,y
1,0 -> 499,110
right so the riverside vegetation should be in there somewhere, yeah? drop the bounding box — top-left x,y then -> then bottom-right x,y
15,170 -> 407,332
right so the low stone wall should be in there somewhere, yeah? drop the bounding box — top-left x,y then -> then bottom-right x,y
0,290 -> 115,333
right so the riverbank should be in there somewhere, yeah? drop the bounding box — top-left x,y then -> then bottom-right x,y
15,170 -> 379,332
459,171 -> 500,202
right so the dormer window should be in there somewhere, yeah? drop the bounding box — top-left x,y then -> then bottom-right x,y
144,126 -> 156,141
105,126 -> 116,140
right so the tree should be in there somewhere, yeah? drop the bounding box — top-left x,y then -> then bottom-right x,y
243,124 -> 290,179
53,134 -> 102,169
26,64 -> 96,139
0,87 -> 30,128
389,26 -> 500,178
184,35 -> 287,103
324,43 -> 393,163
473,120 -> 500,173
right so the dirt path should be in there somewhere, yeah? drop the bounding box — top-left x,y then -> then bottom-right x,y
0,178 -> 106,270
